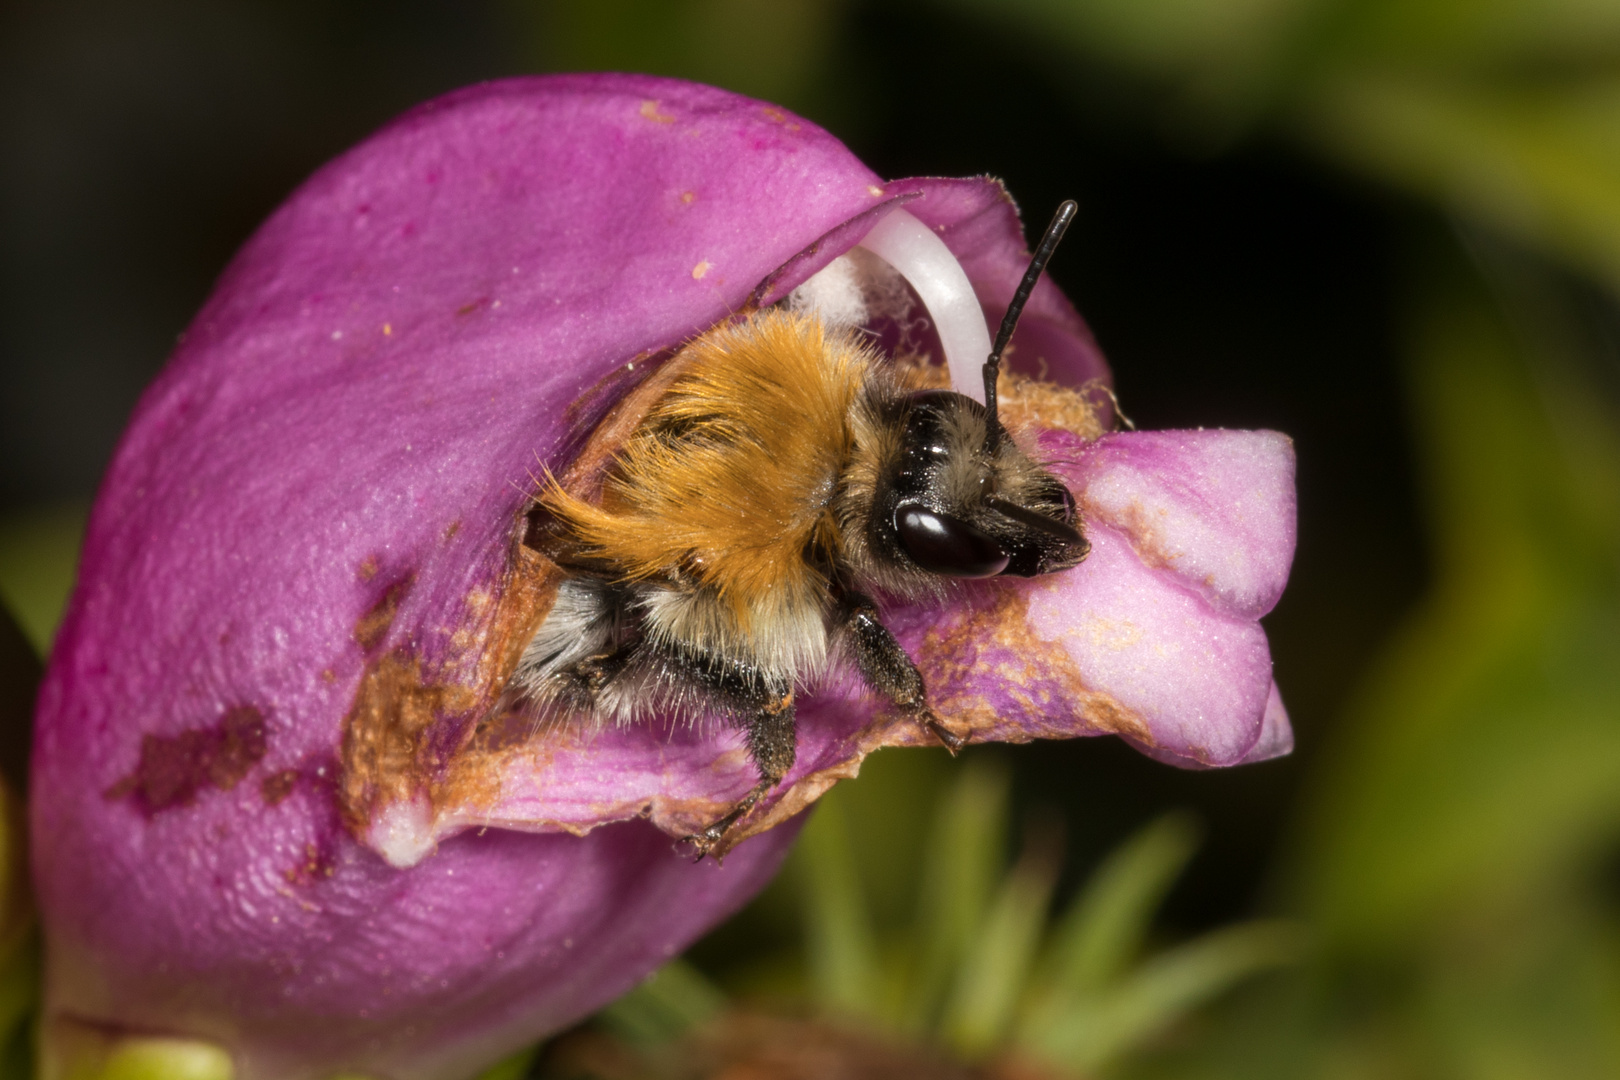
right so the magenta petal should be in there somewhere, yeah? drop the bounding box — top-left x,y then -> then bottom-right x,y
1132,681 -> 1294,770
44,820 -> 794,1080
1022,524 -> 1273,766
1063,428 -> 1297,618
1035,428 -> 1296,766
1246,681 -> 1296,763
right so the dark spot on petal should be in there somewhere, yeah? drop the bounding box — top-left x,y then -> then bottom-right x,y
107,706 -> 269,815
444,520 -> 461,541
355,575 -> 413,653
260,769 -> 299,806
283,840 -> 336,886
357,555 -> 379,582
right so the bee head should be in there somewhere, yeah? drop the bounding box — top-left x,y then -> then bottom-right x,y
874,388 -> 1087,579
874,199 -> 1089,581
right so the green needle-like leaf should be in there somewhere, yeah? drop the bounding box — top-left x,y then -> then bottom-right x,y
941,832 -> 1060,1059
0,503 -> 87,660
903,761 -> 1008,1035
798,794 -> 882,1016
470,1045 -> 539,1080
1028,920 -> 1304,1072
1046,813 -> 1199,998
1014,813 -> 1199,1060
597,959 -> 727,1049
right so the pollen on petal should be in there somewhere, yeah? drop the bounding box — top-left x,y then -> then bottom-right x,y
692,261 -> 711,280
639,100 -> 674,124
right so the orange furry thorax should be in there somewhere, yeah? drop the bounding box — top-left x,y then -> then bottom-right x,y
541,310 -> 876,628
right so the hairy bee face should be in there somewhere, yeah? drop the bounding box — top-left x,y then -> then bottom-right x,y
869,389 -> 1089,582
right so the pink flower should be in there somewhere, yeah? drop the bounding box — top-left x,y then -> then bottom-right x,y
31,75 -> 1294,1079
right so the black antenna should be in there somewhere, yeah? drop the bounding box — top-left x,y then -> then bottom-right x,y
984,199 -> 1078,443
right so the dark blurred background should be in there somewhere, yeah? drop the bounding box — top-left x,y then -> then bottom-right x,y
3,1 -> 1617,1077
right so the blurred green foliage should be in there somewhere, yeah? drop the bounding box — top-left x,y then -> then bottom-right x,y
1127,231 -> 1620,1080
48,1029 -> 233,1080
472,1046 -> 543,1080
0,515 -> 62,1079
592,760 -> 1297,1077
0,504 -> 82,1079
954,0 -> 1620,293
509,0 -> 846,116
0,505 -> 86,660
597,961 -> 728,1051
791,762 -> 1301,1069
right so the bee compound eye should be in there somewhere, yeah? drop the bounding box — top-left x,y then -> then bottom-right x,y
895,505 -> 1010,578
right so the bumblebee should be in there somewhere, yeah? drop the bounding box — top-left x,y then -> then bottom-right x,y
514,203 -> 1088,856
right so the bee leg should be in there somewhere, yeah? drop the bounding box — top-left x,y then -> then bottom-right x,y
682,698 -> 796,861
836,590 -> 968,754
677,658 -> 797,860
